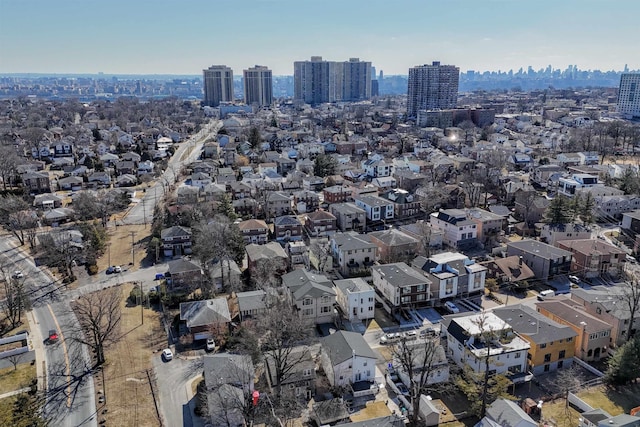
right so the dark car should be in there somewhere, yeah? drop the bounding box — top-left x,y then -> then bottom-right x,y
48,329 -> 59,343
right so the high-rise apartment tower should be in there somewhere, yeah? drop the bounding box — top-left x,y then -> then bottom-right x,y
294,56 -> 371,105
243,65 -> 273,107
407,61 -> 459,118
618,73 -> 640,118
203,65 -> 234,107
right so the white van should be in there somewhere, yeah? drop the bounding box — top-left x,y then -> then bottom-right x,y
537,290 -> 555,301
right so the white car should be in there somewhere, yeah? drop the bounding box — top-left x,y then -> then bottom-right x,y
379,333 -> 402,345
12,270 -> 24,279
568,275 -> 580,284
162,348 -> 173,361
206,338 -> 215,352
444,301 -> 460,314
404,330 -> 418,340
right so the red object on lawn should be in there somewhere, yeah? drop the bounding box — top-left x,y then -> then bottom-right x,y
252,390 -> 260,406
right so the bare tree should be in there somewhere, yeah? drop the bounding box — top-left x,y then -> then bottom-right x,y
70,287 -> 122,366
0,144 -> 20,190
618,274 -> 640,341
0,195 -> 35,246
5,352 -> 24,371
0,266 -> 29,329
391,336 -> 445,426
549,364 -> 584,408
38,231 -> 83,282
255,295 -> 313,400
413,220 -> 434,257
309,240 -> 331,272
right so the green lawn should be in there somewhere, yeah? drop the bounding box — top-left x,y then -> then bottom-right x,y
0,363 -> 36,395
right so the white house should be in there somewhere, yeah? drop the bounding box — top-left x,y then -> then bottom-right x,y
412,251 -> 487,299
445,312 -> 532,384
429,209 -> 478,250
354,195 -> 394,222
334,278 -> 375,322
320,331 -> 378,387
558,174 -> 603,198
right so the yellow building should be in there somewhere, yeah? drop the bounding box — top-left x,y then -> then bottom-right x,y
494,305 -> 577,375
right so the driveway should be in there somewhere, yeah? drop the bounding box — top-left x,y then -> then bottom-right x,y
152,352 -> 206,427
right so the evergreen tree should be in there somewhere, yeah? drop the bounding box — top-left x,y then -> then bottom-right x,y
313,154 -> 337,178
248,127 -> 261,148
580,192 -> 596,225
569,194 -> 582,222
544,196 -> 572,224
217,193 -> 237,221
619,167 -> 640,195
605,335 -> 640,386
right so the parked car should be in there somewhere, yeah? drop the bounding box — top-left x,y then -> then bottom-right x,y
537,290 -> 556,301
568,275 -> 580,284
206,338 -> 215,352
48,329 -> 59,344
420,327 -> 438,338
444,301 -> 460,314
113,265 -> 122,273
12,270 -> 24,279
404,330 -> 418,340
395,383 -> 410,397
162,348 -> 173,361
379,333 -> 403,345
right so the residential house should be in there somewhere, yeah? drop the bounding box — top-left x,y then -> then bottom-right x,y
334,278 -> 375,322
188,171 -> 213,189
536,297 -> 612,361
596,195 -> 640,219
293,190 -> 320,213
116,174 -> 137,187
444,312 -> 532,384
88,171 -> 111,187
265,346 -> 316,400
621,209 -> 640,235
114,160 -> 137,176
371,262 -> 433,315
204,354 -> 254,427
393,342 -> 450,389
557,239 -> 626,279
398,221 -> 444,251
245,242 -> 289,272
33,193 -> 62,209
323,185 -> 353,204
329,202 -> 366,232
330,232 -> 378,276
57,176 -> 84,191
304,210 -> 337,237
161,225 -> 192,257
42,207 -> 74,225
286,240 -> 309,268
530,164 -> 564,189
430,209 -> 478,250
22,171 -> 51,193
382,189 -> 421,219
228,181 -> 253,200
475,398 -> 537,427
371,176 -> 397,191
235,290 -> 266,321
413,251 -> 487,299
467,207 -> 506,244
558,174 -> 603,198
177,185 -> 200,205
540,223 -> 592,246
167,258 -> 203,290
282,270 -> 336,325
369,228 -> 419,263
179,297 -> 231,340
506,239 -> 573,281
493,305 -> 577,375
354,194 -> 395,223
202,183 -> 226,202
320,331 -> 378,387
265,191 -> 292,219
570,287 -> 640,348
484,255 -> 535,286
363,159 -> 393,178
209,260 -> 242,293
237,219 -> 269,245
233,198 -> 259,218
274,215 -> 303,242
514,193 -> 550,226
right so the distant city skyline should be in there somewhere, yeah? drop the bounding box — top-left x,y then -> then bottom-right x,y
1,0 -> 639,76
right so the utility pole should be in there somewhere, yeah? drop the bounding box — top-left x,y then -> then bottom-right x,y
107,243 -> 111,267
138,281 -> 144,325
130,231 -> 136,266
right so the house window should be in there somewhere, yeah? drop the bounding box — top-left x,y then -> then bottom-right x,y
303,308 -> 313,316
515,352 -> 521,358
539,343 -> 547,349
558,360 -> 564,369
321,306 -> 331,313
303,298 -> 313,306
544,364 -> 550,372
303,369 -> 312,377
566,337 -> 573,342
544,353 -> 551,363
321,295 -> 330,303
559,350 -> 566,359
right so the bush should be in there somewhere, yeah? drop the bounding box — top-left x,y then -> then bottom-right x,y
87,264 -> 99,275
128,287 -> 142,305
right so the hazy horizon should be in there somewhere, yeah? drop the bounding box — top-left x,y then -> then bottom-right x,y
1,0 -> 639,76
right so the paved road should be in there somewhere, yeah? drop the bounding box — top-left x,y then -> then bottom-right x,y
152,354 -> 205,427
122,119 -> 222,225
0,237 -> 97,427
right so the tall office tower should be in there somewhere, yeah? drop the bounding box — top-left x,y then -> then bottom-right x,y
407,61 -> 459,118
203,65 -> 234,107
294,56 -> 372,104
618,73 -> 640,118
243,65 -> 273,106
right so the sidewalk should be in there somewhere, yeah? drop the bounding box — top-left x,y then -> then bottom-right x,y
0,387 -> 31,400
26,310 -> 46,393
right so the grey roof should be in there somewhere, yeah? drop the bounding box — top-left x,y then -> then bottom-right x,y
369,228 -> 419,246
245,242 -> 288,261
282,269 -> 335,300
581,409 -> 612,426
507,239 -> 573,259
203,353 -> 254,388
180,298 -> 231,328
333,278 -> 372,295
274,215 -> 302,226
371,262 -> 430,287
484,398 -> 536,427
355,194 -> 393,207
329,202 -> 365,215
322,331 -> 377,365
161,225 -> 191,240
167,258 -> 201,274
331,231 -> 377,252
598,414 -> 640,427
236,290 -> 266,313
265,346 -> 315,386
347,415 -> 405,427
536,298 -> 611,333
493,304 -> 577,344
571,287 -> 637,320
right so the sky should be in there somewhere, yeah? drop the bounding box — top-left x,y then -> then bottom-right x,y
1,0 -> 639,76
